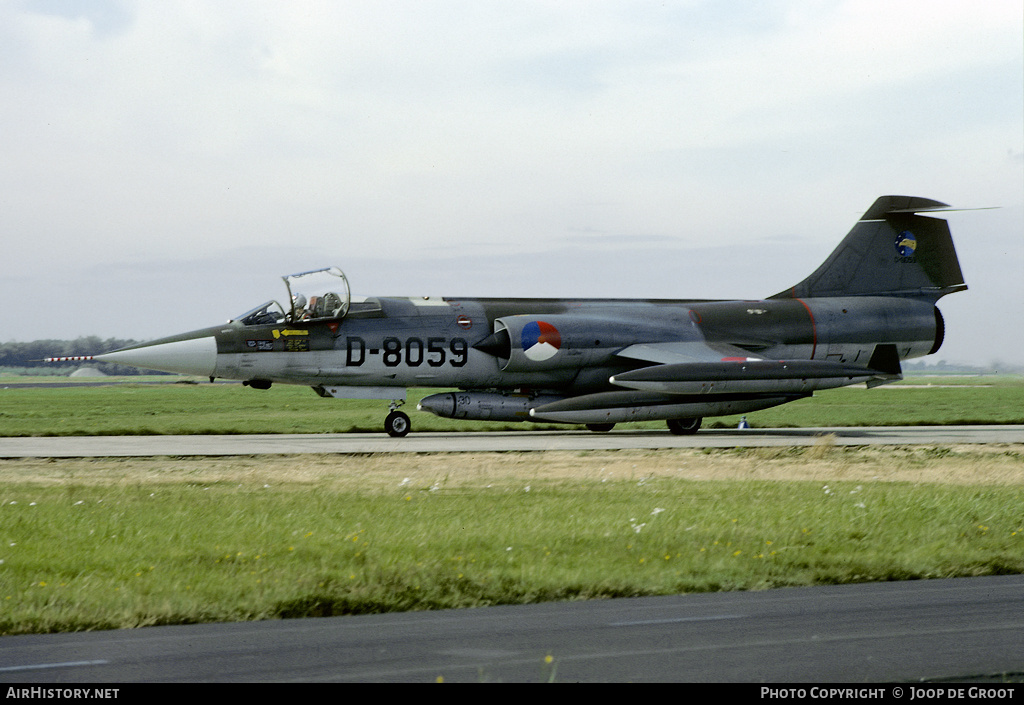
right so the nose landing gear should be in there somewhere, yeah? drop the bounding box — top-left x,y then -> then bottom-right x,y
385,400 -> 411,438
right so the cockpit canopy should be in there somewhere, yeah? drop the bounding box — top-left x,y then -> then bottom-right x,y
232,266 -> 351,327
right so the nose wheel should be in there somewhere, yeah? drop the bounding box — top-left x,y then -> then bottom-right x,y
385,402 -> 411,438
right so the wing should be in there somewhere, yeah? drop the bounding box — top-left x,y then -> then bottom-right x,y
612,338 -> 900,394
528,341 -> 884,425
615,340 -> 764,366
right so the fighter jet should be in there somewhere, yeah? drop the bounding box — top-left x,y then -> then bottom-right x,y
94,195 -> 967,437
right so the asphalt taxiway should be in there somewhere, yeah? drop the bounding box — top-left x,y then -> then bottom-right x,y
0,425 -> 1021,458
2,575 -> 1022,682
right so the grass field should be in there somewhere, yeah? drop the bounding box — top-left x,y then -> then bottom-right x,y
1,375 -> 1023,436
1,445 -> 1022,635
0,377 -> 1022,635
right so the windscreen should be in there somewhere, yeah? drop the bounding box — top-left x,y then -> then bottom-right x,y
234,301 -> 286,326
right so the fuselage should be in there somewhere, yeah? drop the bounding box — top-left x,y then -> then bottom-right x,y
121,294 -> 941,396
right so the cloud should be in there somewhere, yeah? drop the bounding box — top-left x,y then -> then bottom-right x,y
0,1 -> 1021,363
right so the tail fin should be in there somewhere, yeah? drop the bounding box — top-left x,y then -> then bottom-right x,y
769,195 -> 967,301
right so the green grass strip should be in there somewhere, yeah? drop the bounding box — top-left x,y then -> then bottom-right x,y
1,376 -> 1023,436
1,453 -> 1021,635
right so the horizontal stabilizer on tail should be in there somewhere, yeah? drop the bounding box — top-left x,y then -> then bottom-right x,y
860,196 -> 951,219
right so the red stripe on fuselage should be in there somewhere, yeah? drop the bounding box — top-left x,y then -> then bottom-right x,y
794,298 -> 817,359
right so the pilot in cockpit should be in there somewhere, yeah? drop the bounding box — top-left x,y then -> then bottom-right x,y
291,293 -> 308,321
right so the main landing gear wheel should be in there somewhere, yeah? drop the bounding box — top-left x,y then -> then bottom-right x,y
385,411 -> 411,438
585,423 -> 616,433
667,417 -> 702,435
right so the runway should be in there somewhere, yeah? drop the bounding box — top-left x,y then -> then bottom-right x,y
1,425 -> 1022,457
2,575 -> 1022,682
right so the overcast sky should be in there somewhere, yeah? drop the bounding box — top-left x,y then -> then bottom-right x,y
2,0 -> 1022,365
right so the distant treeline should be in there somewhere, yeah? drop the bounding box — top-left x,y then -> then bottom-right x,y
0,337 -> 149,376
902,359 -> 1024,375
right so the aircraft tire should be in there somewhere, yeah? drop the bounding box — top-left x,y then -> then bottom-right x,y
585,423 -> 615,433
667,417 -> 702,435
385,411 -> 411,438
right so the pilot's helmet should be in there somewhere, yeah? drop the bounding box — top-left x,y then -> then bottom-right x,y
292,293 -> 307,309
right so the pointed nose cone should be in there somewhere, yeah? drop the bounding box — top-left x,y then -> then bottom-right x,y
96,335 -> 218,377
416,392 -> 455,418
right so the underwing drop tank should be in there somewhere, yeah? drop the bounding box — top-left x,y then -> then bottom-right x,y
417,392 -> 565,422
